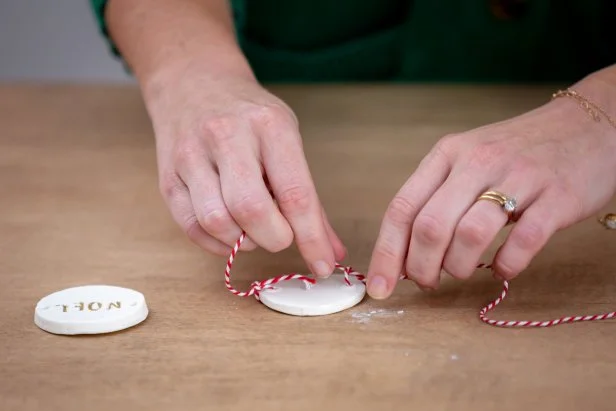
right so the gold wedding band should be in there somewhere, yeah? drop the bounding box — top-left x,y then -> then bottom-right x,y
477,190 -> 518,222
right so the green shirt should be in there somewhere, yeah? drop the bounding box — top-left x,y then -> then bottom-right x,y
90,0 -> 615,83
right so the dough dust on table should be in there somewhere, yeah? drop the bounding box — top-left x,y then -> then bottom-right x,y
349,307 -> 405,324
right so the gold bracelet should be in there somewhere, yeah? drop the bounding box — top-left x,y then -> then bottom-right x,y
552,88 -> 616,229
552,88 -> 616,130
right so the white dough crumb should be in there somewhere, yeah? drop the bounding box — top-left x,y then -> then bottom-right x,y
350,308 -> 404,324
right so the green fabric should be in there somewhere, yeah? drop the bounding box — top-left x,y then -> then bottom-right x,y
90,0 -> 616,83
91,0 -> 119,57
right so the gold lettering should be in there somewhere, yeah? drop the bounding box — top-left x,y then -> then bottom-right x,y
52,301 -> 123,312
108,301 -> 121,310
88,302 -> 102,311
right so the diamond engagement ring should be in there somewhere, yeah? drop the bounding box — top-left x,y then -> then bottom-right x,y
477,190 -> 518,222
599,213 -> 616,230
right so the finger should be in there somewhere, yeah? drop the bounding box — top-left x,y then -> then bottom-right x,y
405,171 -> 486,289
177,155 -> 257,251
491,188 -> 569,280
258,109 -> 336,277
161,174 -> 232,255
322,208 -> 347,262
216,126 -> 294,254
442,175 -> 542,280
367,146 -> 451,299
270,164 -> 346,261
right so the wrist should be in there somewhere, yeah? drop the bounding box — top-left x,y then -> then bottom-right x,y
569,65 -> 616,122
546,67 -> 616,148
140,50 -> 255,108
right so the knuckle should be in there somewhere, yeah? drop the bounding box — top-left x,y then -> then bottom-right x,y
268,233 -> 294,253
386,196 -> 418,227
413,213 -> 445,245
228,193 -> 270,221
173,139 -> 204,167
159,174 -> 182,202
456,216 -> 491,248
434,133 -> 459,157
199,205 -> 232,234
442,255 -> 474,280
405,259 -> 436,287
199,116 -> 237,154
372,239 -> 402,264
250,103 -> 295,129
445,265 -> 473,280
405,267 -> 432,288
276,185 -> 313,213
182,215 -> 203,242
292,228 -> 321,249
200,115 -> 235,140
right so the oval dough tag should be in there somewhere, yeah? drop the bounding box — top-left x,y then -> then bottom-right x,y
34,285 -> 148,335
259,274 -> 366,316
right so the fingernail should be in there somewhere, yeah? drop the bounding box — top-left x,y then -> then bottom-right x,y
368,275 -> 389,299
415,282 -> 432,291
312,260 -> 332,278
492,271 -> 505,281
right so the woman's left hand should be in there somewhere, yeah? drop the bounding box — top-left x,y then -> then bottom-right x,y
365,76 -> 616,298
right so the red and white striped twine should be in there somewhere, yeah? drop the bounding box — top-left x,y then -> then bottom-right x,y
225,231 -> 616,328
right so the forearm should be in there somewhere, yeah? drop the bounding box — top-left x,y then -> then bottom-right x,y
105,0 -> 255,98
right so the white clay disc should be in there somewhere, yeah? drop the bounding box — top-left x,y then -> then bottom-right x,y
259,273 -> 366,316
34,285 -> 148,335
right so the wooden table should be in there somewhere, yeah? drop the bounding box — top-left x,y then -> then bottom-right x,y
2,83 -> 616,411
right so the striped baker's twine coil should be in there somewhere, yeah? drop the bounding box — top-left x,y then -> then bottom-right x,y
479,280 -> 616,327
225,231 -> 616,327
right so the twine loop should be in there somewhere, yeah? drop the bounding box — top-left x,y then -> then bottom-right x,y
224,227 -> 616,328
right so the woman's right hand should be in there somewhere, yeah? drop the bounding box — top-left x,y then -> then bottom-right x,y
143,64 -> 346,277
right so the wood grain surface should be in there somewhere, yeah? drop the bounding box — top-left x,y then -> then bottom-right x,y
1,84 -> 616,411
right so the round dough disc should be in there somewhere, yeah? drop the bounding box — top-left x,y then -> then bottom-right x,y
259,274 -> 366,316
34,285 -> 148,335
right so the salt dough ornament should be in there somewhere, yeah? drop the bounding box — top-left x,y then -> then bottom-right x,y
34,285 -> 148,335
224,233 -> 369,317
259,273 -> 366,316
